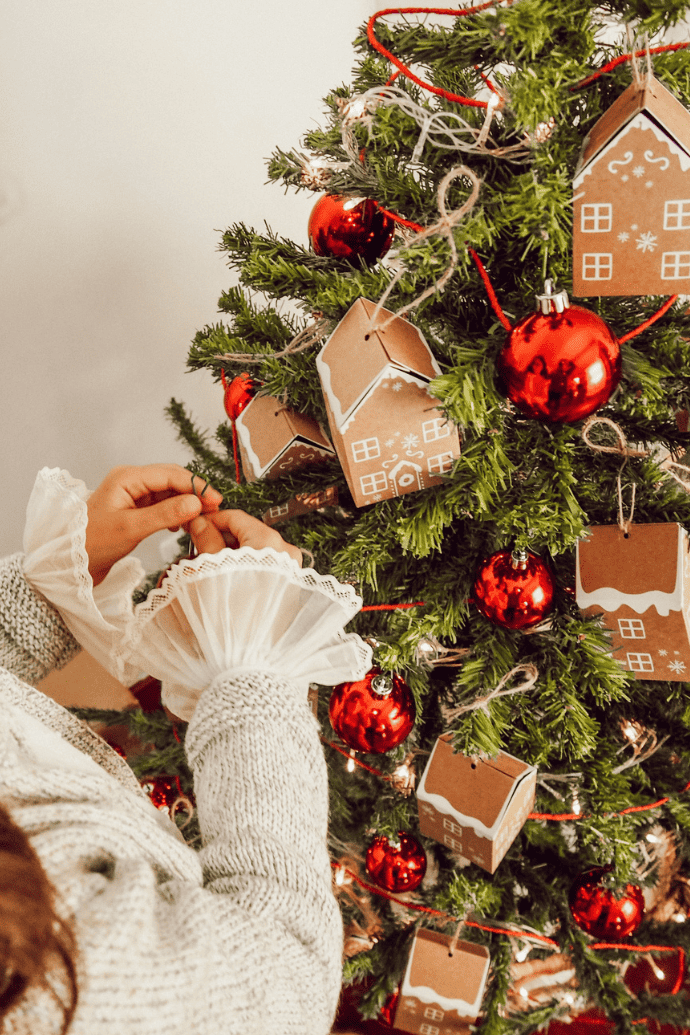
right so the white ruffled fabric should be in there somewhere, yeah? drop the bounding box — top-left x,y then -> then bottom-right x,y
22,468 -> 372,719
23,468 -> 147,685
127,549 -> 372,721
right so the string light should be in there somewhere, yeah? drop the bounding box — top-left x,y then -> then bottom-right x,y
346,749 -> 357,773
515,945 -> 530,963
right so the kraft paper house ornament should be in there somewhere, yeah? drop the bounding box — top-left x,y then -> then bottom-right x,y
392,928 -> 490,1035
416,735 -> 537,874
262,486 -> 339,527
572,74 -> 690,297
315,298 -> 461,508
576,522 -> 690,682
235,392 -> 335,482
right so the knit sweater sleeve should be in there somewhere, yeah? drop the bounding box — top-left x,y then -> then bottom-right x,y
179,670 -> 344,1034
0,553 -> 80,684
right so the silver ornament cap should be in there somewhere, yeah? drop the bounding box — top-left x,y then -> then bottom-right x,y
535,279 -> 570,314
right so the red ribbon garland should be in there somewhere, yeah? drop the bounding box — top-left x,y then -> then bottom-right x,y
331,861 -> 686,984
367,5 -> 505,108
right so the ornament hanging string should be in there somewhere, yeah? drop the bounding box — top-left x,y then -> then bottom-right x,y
368,164 -> 482,332
214,315 -> 333,365
442,663 -> 538,723
348,85 -> 527,167
581,417 -> 648,535
572,42 -> 690,92
582,414 -> 690,500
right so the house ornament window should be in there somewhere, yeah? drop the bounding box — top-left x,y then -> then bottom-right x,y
661,252 -> 690,279
352,437 -> 380,462
581,203 -> 612,232
627,652 -> 654,672
582,253 -> 612,280
618,618 -> 646,639
428,452 -> 454,474
422,417 -> 451,442
664,200 -> 690,230
360,471 -> 387,494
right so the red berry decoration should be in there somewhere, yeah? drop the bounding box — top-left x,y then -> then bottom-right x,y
473,548 -> 555,630
365,832 -> 427,893
308,193 -> 395,264
329,667 -> 415,754
569,866 -> 644,940
496,280 -> 621,423
223,371 -> 254,422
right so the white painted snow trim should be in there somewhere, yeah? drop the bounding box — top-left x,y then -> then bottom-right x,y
574,113 -> 690,189
401,953 -> 489,1015
575,525 -> 685,616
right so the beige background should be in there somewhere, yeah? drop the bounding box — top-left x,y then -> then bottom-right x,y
1,0 -> 371,705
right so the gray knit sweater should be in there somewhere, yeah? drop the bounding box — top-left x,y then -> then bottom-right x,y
0,554 -> 343,1034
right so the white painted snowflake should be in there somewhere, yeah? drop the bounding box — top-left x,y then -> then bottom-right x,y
621,174 -> 629,182
385,438 -> 395,448
636,231 -> 658,253
618,231 -> 630,242
645,181 -> 654,188
633,165 -> 645,178
392,381 -> 403,392
659,649 -> 668,656
669,659 -> 686,674
372,493 -> 383,502
631,224 -> 639,230
402,433 -> 420,450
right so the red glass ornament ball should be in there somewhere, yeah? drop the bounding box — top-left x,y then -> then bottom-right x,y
224,372 -> 254,422
140,775 -> 179,813
365,831 -> 427,893
496,305 -> 621,423
473,549 -> 555,630
329,667 -> 416,754
624,951 -> 685,997
308,193 -> 395,264
568,866 -> 644,940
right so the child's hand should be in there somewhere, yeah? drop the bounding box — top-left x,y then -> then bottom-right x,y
188,509 -> 302,567
85,465 -> 223,586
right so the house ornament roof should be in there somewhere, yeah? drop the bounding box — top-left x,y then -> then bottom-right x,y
316,297 -> 441,430
575,74 -> 690,175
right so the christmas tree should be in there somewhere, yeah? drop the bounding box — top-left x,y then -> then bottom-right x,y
74,3 -> 690,1032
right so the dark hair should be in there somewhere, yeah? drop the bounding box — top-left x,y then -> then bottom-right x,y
0,800 -> 79,1034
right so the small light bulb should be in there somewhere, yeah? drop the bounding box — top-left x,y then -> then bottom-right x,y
516,945 -> 530,963
335,867 -> 346,886
653,964 -> 665,981
346,749 -> 356,773
519,987 -> 529,1000
672,912 -> 686,923
563,993 -> 574,1006
646,833 -> 660,844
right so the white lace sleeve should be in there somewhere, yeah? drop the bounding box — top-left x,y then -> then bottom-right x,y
125,548 -> 373,722
22,468 -> 146,685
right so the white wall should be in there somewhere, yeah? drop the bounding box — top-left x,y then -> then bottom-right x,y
0,0 -> 371,572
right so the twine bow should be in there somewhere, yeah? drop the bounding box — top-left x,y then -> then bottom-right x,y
581,416 -> 650,535
368,164 -> 482,332
442,663 -> 539,724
